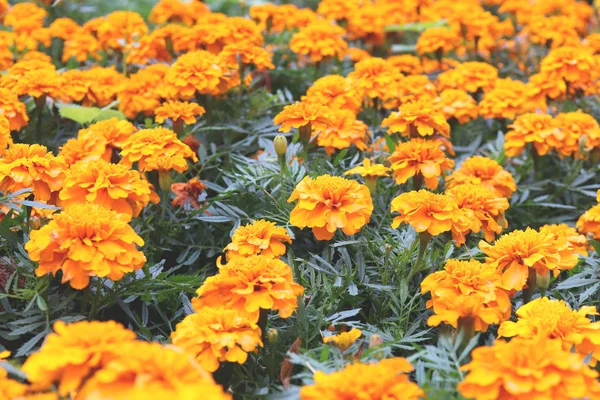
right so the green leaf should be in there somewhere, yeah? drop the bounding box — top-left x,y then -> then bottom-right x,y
385,19 -> 447,33
58,105 -> 125,125
590,240 -> 600,254
390,44 -> 417,54
94,108 -> 126,121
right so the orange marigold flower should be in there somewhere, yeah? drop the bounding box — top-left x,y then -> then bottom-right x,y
54,70 -> 92,104
385,74 -> 438,109
155,101 -> 206,125
273,101 -> 334,133
303,75 -> 362,113
386,54 -> 423,75
81,67 -> 126,107
390,190 -> 465,236
171,306 -> 263,372
1,60 -> 60,98
504,113 -> 563,157
48,17 -> 82,40
479,227 -> 579,291
78,118 -> 138,155
479,79 -> 533,120
0,87 -> 30,131
345,158 -> 390,178
345,47 -> 371,62
525,15 -> 579,49
59,160 -> 158,217
96,11 -> 148,50
21,320 -> 137,396
220,42 -> 275,71
387,138 -> 454,189
77,341 -> 230,400
192,255 -> 304,321
149,0 -> 210,25
554,111 -> 600,155
171,178 -> 207,209
120,128 -> 198,173
421,259 -> 511,332
1,354 -> 27,398
437,62 -> 498,93
382,100 -> 450,138
25,204 -> 146,290
316,0 -> 366,21
224,219 -> 292,261
347,57 -> 401,101
346,5 -> 387,45
58,135 -> 110,167
0,144 -> 64,202
446,156 -> 516,198
577,204 -> 600,240
323,328 -> 362,351
124,31 -> 172,65
416,27 -> 461,55
288,175 -> 373,240
499,297 -> 600,365
222,17 -> 264,47
458,337 -> 600,400
539,223 -> 588,256
447,184 -> 509,245
4,3 -> 46,34
62,33 -> 102,63
290,21 -> 348,63
583,33 -> 600,54
317,110 -> 369,155
526,72 -> 567,106
118,69 -> 165,119
300,358 -> 423,400
164,50 -> 228,99
540,46 -> 597,88
0,114 -> 12,153
433,89 -> 479,124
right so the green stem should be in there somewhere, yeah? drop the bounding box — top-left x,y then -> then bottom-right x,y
522,268 -> 537,304
34,95 -> 46,144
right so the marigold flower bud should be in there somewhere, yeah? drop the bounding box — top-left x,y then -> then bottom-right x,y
267,328 -> 279,344
274,135 -> 287,157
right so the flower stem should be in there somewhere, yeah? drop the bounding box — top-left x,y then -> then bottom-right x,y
523,267 -> 537,304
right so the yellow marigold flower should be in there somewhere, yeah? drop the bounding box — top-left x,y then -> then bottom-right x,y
577,204 -> 600,240
149,0 -> 210,25
416,26 -> 461,55
48,17 -> 81,40
387,138 -> 454,189
437,62 -> 498,94
382,100 -> 450,138
124,30 -> 172,65
316,0 -> 366,21
120,128 -> 198,173
300,358 -> 424,400
433,89 -> 479,124
553,111 -> 600,155
540,46 -> 597,87
317,110 -> 369,155
273,101 -> 334,133
504,113 -> 563,157
220,42 -> 275,71
290,21 -> 348,63
499,297 -> 600,364
346,5 -> 387,45
78,118 -> 138,155
96,11 -> 148,50
391,190 -> 466,236
539,223 -> 588,256
59,160 -> 158,217
479,227 -> 579,291
1,60 -> 60,98
446,156 -> 516,198
58,135 -> 109,168
458,337 -> 600,400
447,184 -> 509,245
164,50 -> 228,100
345,158 -> 390,178
224,219 -> 292,261
385,74 -> 438,109
81,67 -> 126,108
77,341 -> 230,400
155,100 -> 206,125
25,204 -> 146,290
303,75 -> 362,112
0,87 -> 29,131
0,144 -> 64,202
526,72 -> 567,107
171,178 -> 207,209
525,15 -> 579,49
347,57 -> 402,101
4,3 -> 46,34
323,328 -> 362,351
62,33 -> 102,63
386,54 -> 423,75
21,320 -> 137,396
421,259 -> 511,332
192,255 -> 304,321
249,4 -> 300,33
222,17 -> 264,47
288,175 -> 373,240
479,79 -> 532,120
0,114 -> 12,153
118,69 -> 166,119
171,306 -> 263,372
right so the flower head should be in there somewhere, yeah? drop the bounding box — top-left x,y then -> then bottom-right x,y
0,114 -> 12,153
433,89 -> 478,124
437,62 -> 498,93
59,160 -> 158,217
0,144 -> 64,202
416,27 -> 461,55
120,128 -> 198,173
288,175 -> 373,240
577,204 -> 600,240
539,223 -> 588,256
171,306 -> 263,372
96,11 -> 148,50
458,337 -> 600,400
479,227 -> 579,291
155,101 -> 206,125
499,297 -> 600,365
387,54 -> 423,75
421,259 -> 511,332
347,57 -> 402,101
77,118 -> 138,156
447,184 -> 509,245
149,0 -> 210,25
300,358 -> 423,400
390,190 -> 465,236
323,328 -> 362,351
171,178 -> 207,209
303,75 -> 362,112
25,204 -> 146,289
0,87 -> 29,131
273,101 -> 334,133
317,110 -> 369,155
219,42 -> 275,71
504,113 -> 563,157
164,50 -> 229,99
224,219 -> 292,261
387,138 -> 454,189
344,158 -> 390,178
382,101 -> 450,138
479,79 -> 532,120
540,46 -> 597,88
192,255 -> 304,321
446,156 -> 516,198
554,111 -> 600,156
290,21 -> 348,63
62,33 -> 102,63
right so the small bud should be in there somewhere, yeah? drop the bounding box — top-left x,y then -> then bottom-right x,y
158,170 -> 172,193
29,216 -> 41,230
298,123 -> 312,147
536,272 -> 552,290
267,328 -> 279,344
274,135 -> 287,157
384,244 -> 393,256
368,334 -> 383,349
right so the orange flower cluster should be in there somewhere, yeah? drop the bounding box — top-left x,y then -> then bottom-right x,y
290,21 -> 348,63
224,219 -> 292,260
446,156 -> 516,198
504,113 -> 563,157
